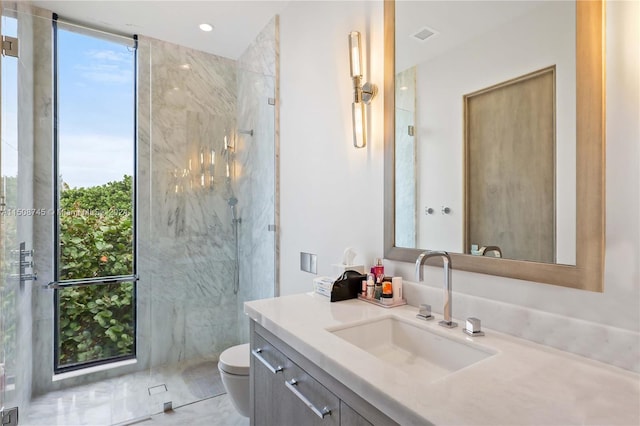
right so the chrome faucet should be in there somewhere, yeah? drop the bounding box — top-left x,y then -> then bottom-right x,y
415,250 -> 457,328
480,245 -> 502,258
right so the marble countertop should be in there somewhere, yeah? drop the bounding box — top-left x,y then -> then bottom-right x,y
245,292 -> 640,426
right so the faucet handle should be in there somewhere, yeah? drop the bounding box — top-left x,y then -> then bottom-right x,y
463,317 -> 485,336
416,304 -> 433,321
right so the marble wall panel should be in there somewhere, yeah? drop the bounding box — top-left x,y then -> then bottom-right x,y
140,36 -> 242,367
28,4 -> 56,397
136,36 -> 153,373
238,16 -> 278,78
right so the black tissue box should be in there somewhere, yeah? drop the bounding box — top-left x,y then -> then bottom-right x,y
330,270 -> 367,302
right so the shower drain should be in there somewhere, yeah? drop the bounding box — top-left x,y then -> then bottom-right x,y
147,383 -> 168,395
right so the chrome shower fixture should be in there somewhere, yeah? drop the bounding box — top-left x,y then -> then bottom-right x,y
238,129 -> 253,136
228,196 -> 239,222
228,196 -> 241,295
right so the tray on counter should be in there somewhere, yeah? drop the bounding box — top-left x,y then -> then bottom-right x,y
357,294 -> 407,308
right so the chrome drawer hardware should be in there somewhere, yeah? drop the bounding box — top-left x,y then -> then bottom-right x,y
285,379 -> 331,419
251,348 -> 283,374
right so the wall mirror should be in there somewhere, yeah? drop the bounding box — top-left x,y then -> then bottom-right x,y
383,0 -> 605,291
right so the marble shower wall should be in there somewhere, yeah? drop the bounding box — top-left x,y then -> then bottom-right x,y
137,36 -> 242,368
235,17 -> 278,343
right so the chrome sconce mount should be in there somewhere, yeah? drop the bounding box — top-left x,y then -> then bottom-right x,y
349,31 -> 377,148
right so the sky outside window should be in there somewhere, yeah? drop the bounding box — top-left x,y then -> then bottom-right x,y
58,27 -> 134,189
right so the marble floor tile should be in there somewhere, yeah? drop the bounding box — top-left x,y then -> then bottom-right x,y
22,358 -> 229,426
133,394 -> 248,426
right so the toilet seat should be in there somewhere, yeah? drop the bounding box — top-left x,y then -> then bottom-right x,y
218,343 -> 250,375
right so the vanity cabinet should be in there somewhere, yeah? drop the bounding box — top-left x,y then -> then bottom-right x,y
252,332 -> 338,426
340,402 -> 372,426
250,321 -> 396,426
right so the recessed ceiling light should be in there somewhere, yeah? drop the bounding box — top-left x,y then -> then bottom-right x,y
199,23 -> 213,32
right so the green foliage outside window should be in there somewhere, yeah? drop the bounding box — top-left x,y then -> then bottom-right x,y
57,175 -> 135,366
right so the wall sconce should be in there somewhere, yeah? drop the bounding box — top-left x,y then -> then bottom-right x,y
349,31 -> 377,148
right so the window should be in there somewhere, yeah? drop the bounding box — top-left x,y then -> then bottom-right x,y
53,17 -> 137,372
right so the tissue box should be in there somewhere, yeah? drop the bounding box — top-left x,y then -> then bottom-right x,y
332,263 -> 365,275
313,276 -> 334,297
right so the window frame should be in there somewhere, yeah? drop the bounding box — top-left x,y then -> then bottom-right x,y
51,14 -> 139,374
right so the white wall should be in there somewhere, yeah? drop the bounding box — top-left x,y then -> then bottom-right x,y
279,0 -> 384,293
279,0 -> 639,369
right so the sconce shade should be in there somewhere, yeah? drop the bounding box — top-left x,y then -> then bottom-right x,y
349,31 -> 362,78
349,30 -> 375,149
352,101 -> 366,148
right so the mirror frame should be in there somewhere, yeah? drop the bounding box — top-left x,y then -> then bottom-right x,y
383,0 -> 605,292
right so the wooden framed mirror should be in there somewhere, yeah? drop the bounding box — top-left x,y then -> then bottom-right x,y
383,0 -> 605,291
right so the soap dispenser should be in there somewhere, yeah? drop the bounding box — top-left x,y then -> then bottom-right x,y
373,258 -> 384,280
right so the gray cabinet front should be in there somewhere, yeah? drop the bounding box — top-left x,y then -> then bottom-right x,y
252,333 -> 339,426
282,360 -> 339,426
251,321 -> 397,426
340,402 -> 373,426
252,333 -> 288,426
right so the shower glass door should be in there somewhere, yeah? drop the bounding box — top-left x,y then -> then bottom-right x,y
1,2 -> 278,421
0,11 -> 20,419
143,15 -> 278,412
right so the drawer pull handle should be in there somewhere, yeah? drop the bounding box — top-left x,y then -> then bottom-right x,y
251,348 -> 283,374
285,378 -> 331,419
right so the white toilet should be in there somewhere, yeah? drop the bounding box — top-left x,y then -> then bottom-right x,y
218,343 -> 250,417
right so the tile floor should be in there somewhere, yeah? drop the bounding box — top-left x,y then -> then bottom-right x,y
21,358 -> 245,426
133,395 -> 248,426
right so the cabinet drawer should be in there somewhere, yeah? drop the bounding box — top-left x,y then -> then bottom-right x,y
284,360 -> 340,425
253,333 -> 287,375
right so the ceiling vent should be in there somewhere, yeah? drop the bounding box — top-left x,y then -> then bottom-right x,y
412,26 -> 437,42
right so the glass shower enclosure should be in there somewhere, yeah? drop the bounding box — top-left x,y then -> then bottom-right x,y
0,3 -> 277,424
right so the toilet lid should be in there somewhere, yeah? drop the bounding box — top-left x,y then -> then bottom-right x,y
218,343 -> 250,375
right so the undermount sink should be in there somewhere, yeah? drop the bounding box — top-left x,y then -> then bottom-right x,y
329,316 -> 495,382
